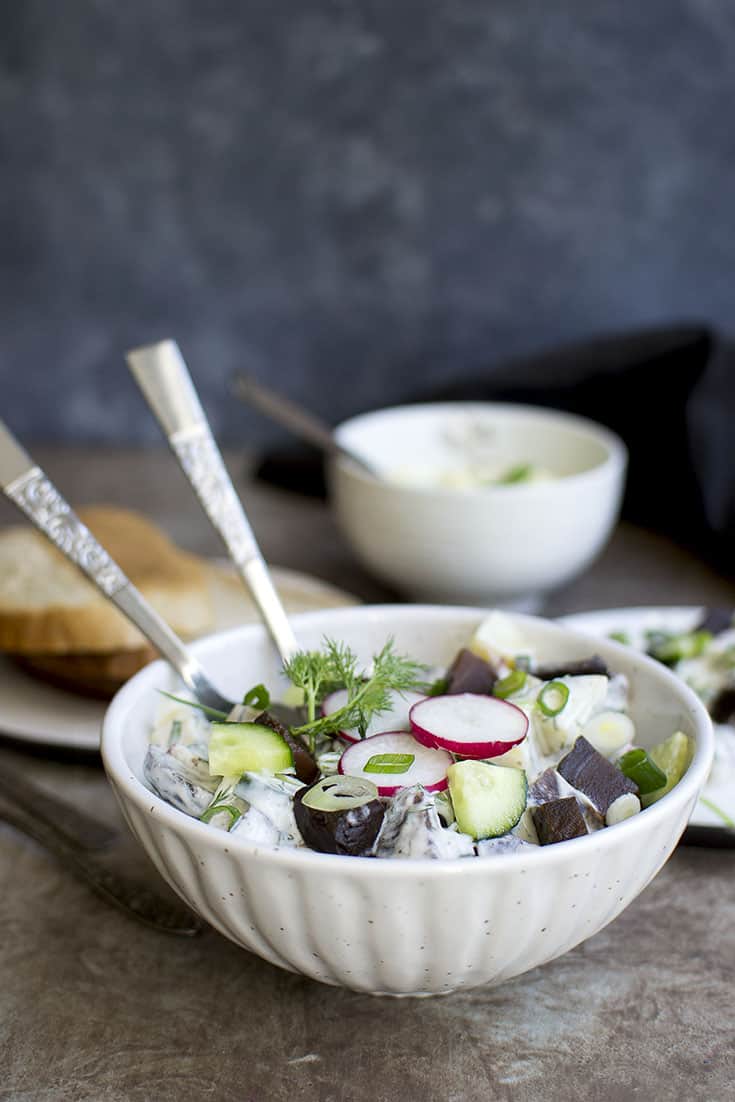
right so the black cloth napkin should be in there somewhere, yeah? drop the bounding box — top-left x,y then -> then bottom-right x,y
254,324 -> 735,576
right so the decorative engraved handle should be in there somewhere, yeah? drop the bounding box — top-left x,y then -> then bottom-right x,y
5,468 -> 128,595
171,425 -> 262,571
0,420 -> 232,712
127,340 -> 299,662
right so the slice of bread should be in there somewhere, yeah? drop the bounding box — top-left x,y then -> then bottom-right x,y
14,648 -> 158,699
0,506 -> 214,656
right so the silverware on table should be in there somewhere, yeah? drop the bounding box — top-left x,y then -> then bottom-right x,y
0,759 -> 203,935
231,371 -> 378,478
126,339 -> 299,664
0,419 -> 234,714
0,758 -> 117,850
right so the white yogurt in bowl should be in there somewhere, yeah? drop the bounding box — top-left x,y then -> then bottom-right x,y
330,403 -> 627,606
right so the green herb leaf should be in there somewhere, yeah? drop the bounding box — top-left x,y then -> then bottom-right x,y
157,690 -> 228,721
364,753 -> 415,775
285,636 -> 426,751
243,683 -> 270,710
498,463 -> 534,484
200,803 -> 241,828
427,676 -> 449,697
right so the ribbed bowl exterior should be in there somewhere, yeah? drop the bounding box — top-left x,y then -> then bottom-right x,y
111,778 -> 697,996
103,606 -> 712,997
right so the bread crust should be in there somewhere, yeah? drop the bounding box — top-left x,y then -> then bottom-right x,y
15,648 -> 157,698
0,506 -> 214,654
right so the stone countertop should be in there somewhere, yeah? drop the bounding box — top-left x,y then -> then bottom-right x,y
1,448 -> 734,1102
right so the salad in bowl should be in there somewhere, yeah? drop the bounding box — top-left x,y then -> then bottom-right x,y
143,612 -> 694,862
102,606 -> 712,994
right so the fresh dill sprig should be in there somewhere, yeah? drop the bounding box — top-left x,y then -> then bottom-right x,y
283,636 -> 426,751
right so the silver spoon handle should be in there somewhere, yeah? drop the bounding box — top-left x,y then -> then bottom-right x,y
232,372 -> 376,476
0,421 -> 215,701
126,340 -> 298,663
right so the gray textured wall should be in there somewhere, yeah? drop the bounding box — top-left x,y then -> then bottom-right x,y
1,1 -> 734,444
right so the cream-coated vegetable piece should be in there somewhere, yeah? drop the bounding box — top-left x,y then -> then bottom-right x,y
142,615 -> 693,859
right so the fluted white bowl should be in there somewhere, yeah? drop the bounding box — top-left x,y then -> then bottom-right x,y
102,606 -> 712,996
330,403 -> 627,605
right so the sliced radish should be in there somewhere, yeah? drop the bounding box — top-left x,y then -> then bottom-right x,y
409,693 -> 528,759
322,688 -> 426,743
338,732 -> 452,796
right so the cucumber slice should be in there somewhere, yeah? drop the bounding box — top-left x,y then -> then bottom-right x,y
447,760 -> 528,840
208,722 -> 293,778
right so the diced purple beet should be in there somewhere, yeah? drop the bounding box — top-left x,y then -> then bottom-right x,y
534,655 -> 610,680
694,607 -> 734,636
254,710 -> 319,785
445,648 -> 498,695
293,784 -> 385,857
531,798 -> 589,845
528,767 -> 566,805
529,767 -> 605,833
557,736 -> 638,814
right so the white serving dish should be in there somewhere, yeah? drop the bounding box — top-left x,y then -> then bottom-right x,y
101,605 -> 712,997
330,403 -> 627,605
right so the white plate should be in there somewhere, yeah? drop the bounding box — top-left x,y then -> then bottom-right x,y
0,564 -> 360,752
559,606 -> 734,830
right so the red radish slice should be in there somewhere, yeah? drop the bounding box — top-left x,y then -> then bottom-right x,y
338,732 -> 452,796
322,689 -> 426,743
409,693 -> 528,760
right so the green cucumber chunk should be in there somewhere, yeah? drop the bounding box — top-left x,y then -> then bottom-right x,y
639,730 -> 694,808
208,722 -> 293,778
447,760 -> 528,840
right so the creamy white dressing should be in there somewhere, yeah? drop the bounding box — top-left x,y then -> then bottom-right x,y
143,619 -> 659,858
386,461 -> 553,491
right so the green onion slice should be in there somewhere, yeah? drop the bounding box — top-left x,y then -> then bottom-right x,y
493,669 -> 528,699
200,803 -> 241,828
301,775 -> 378,812
243,683 -> 271,710
499,463 -> 534,484
617,748 -> 667,794
537,680 -> 570,717
427,677 -> 449,697
363,753 -> 415,775
646,630 -> 712,665
608,631 -> 631,646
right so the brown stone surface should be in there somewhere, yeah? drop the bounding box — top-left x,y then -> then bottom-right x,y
1,448 -> 734,1101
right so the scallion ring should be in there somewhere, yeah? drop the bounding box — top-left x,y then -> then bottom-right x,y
493,669 -> 528,699
200,804 -> 241,829
537,680 -> 570,717
243,683 -> 271,710
617,748 -> 667,795
364,753 -> 415,775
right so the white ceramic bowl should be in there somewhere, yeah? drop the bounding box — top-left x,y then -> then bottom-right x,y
102,605 -> 712,997
330,403 -> 627,605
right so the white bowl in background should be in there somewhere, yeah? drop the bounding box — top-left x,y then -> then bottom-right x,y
102,605 -> 712,997
330,403 -> 627,606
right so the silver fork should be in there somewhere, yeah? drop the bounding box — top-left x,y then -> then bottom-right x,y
0,420 -> 235,715
126,339 -> 299,664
